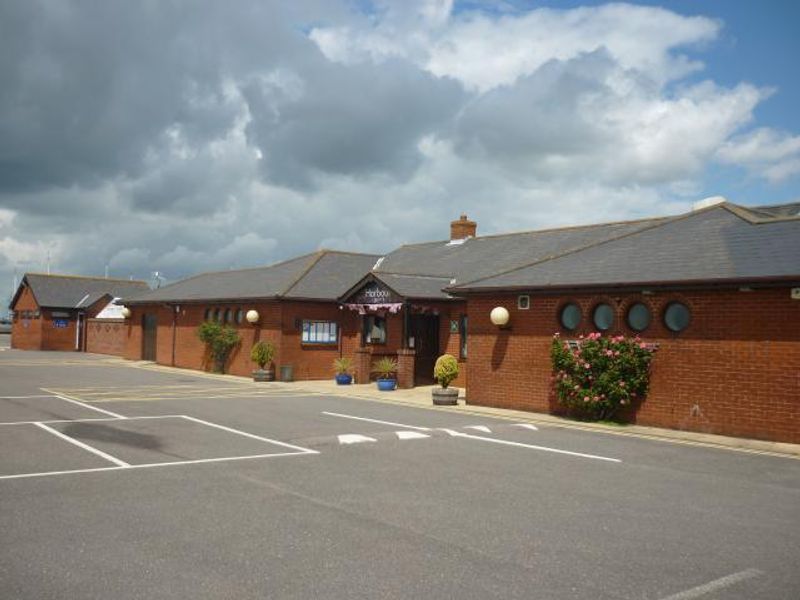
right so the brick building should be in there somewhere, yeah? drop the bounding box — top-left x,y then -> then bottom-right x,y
9,274 -> 148,351
113,200 -> 798,443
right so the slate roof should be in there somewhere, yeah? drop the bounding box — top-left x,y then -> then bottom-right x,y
11,274 -> 149,310
122,250 -> 381,304
373,217 -> 668,286
448,203 -> 800,292
372,273 -> 454,300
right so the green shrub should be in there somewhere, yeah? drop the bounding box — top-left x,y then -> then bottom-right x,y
333,357 -> 353,375
433,354 -> 459,389
371,356 -> 398,379
197,321 -> 240,373
250,341 -> 276,369
550,332 -> 656,421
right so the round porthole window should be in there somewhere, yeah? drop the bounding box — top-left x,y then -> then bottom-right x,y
592,303 -> 614,331
626,302 -> 651,332
559,303 -> 582,330
664,302 -> 690,332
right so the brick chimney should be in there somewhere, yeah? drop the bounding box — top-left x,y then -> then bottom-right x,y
450,214 -> 477,240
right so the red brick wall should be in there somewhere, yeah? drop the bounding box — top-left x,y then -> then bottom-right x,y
465,288 -> 800,444
10,285 -> 43,350
86,319 -> 127,355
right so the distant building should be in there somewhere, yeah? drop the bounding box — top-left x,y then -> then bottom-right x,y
9,274 -> 148,351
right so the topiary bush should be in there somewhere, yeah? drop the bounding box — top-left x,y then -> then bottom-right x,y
250,341 -> 275,370
433,354 -> 459,389
550,332 -> 656,421
197,321 -> 240,373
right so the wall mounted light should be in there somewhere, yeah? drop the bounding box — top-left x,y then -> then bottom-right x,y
490,306 -> 510,327
246,309 -> 260,324
121,307 -> 131,318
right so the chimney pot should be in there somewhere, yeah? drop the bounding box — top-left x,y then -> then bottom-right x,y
450,214 -> 477,240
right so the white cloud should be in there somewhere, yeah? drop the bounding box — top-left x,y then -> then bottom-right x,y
717,128 -> 800,182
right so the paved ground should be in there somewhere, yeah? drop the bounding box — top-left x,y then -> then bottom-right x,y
1,350 -> 799,599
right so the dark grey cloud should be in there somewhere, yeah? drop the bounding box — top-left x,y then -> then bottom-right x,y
243,58 -> 465,188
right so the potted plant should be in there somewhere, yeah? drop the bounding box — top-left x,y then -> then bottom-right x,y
372,356 -> 398,391
197,321 -> 240,374
432,354 -> 460,405
250,340 -> 276,382
333,357 -> 353,385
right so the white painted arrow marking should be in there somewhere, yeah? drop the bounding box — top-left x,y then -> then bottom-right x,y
464,425 -> 492,433
512,423 -> 539,431
338,434 -> 377,445
396,431 -> 430,440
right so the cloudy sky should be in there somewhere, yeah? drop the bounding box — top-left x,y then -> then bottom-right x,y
2,0 -> 799,302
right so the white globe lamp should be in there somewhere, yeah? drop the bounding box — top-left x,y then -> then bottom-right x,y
246,309 -> 260,324
120,307 -> 132,319
490,306 -> 510,327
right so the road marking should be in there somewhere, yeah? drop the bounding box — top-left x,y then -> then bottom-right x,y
0,450 -> 314,481
0,395 -> 58,399
444,429 -> 621,463
0,414 -> 184,426
512,423 -> 539,431
395,431 -> 430,440
34,422 -> 130,467
39,388 -> 127,419
179,415 -> 319,454
464,425 -> 492,433
338,434 -> 377,445
658,568 -> 763,600
322,411 -> 431,431
322,412 -> 621,462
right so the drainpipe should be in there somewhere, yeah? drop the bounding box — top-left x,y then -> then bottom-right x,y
171,304 -> 178,367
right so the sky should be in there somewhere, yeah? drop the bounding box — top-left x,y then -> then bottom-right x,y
1,0 -> 799,305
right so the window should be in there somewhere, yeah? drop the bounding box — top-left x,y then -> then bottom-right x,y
517,295 -> 530,310
214,308 -> 223,322
362,315 -> 386,344
224,308 -> 233,324
235,309 -> 244,324
204,308 -> 212,321
664,302 -> 690,332
592,303 -> 614,331
302,320 -> 338,344
459,315 -> 468,359
627,303 -> 651,332
559,303 -> 581,330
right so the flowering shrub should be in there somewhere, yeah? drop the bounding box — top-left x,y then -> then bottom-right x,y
550,332 -> 656,421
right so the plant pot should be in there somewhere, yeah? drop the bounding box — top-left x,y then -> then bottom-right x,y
432,387 -> 458,405
335,373 -> 353,385
376,378 -> 397,391
253,368 -> 275,382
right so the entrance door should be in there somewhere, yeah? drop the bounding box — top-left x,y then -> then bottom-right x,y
410,314 -> 439,386
142,313 -> 158,361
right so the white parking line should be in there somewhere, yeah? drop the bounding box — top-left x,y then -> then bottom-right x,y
39,389 -> 127,419
0,450 -> 314,481
0,395 -> 58,399
658,568 -> 762,599
396,431 -> 430,440
322,411 -> 431,431
322,412 -> 621,463
338,434 -> 377,445
34,422 -> 130,467
512,423 -> 539,431
464,425 -> 492,433
179,415 -> 319,454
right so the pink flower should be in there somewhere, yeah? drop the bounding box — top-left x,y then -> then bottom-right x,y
620,399 -> 628,405
583,396 -> 590,402
619,381 -> 626,387
639,343 -> 648,349
574,385 -> 580,390
584,363 -> 591,369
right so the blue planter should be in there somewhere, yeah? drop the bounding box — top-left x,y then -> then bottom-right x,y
335,374 -> 353,385
377,378 -> 397,391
